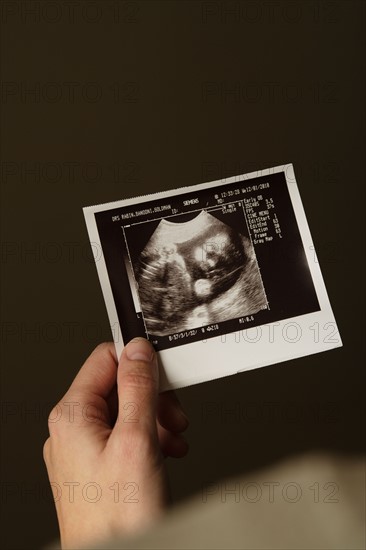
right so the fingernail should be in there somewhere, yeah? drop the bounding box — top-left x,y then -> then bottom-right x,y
172,397 -> 189,429
172,394 -> 189,425
177,408 -> 189,429
126,337 -> 155,362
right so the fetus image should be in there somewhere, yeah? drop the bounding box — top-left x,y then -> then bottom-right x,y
134,210 -> 267,336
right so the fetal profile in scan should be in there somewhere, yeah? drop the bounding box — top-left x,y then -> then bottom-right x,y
133,210 -> 267,336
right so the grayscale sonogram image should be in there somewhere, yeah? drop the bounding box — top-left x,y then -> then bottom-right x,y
132,210 -> 267,336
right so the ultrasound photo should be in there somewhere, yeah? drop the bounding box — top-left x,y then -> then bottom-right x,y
85,164 -> 341,389
127,209 -> 267,337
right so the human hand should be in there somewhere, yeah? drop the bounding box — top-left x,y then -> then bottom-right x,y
43,338 -> 189,549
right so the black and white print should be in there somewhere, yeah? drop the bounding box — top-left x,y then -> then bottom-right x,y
126,209 -> 267,337
84,164 -> 341,390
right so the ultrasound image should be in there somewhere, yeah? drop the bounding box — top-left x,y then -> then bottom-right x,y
133,210 -> 267,336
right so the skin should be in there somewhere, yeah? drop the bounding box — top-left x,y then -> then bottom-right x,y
43,338 -> 189,549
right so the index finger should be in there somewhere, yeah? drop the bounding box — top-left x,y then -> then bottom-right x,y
65,342 -> 117,400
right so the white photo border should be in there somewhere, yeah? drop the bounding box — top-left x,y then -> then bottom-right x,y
83,164 -> 342,391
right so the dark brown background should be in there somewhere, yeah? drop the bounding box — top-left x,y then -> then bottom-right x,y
1,1 -> 365,549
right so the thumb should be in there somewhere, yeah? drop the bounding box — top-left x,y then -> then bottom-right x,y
114,337 -> 159,438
